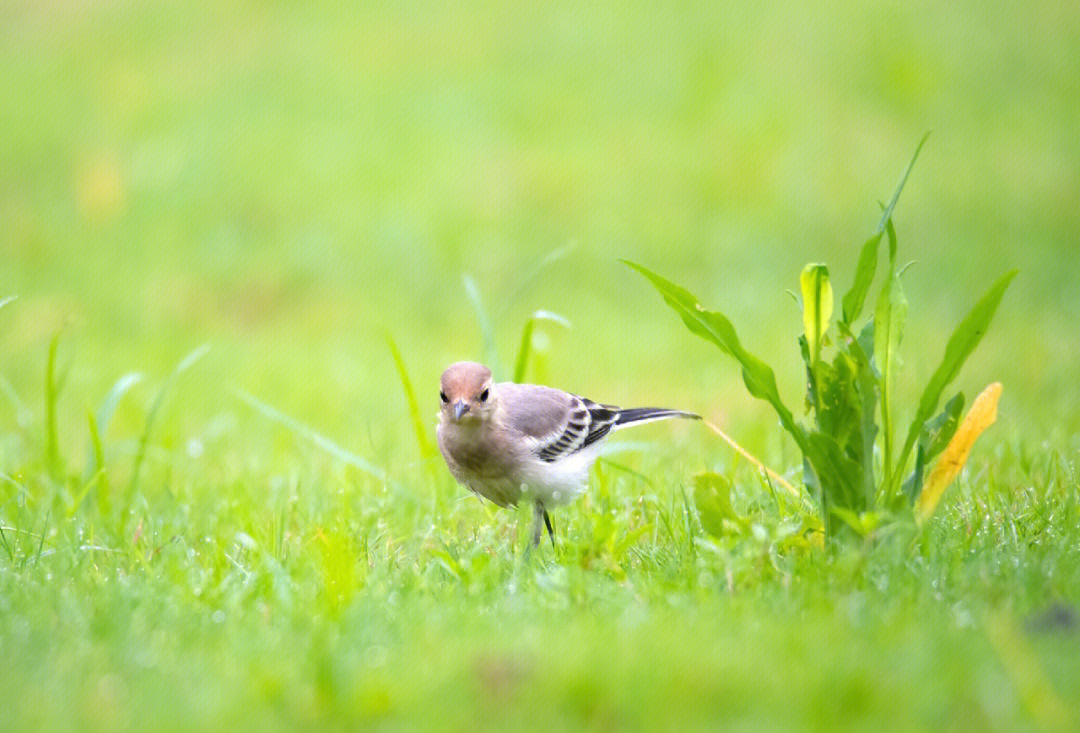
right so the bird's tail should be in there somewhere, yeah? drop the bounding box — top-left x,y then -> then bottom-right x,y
614,407 -> 700,428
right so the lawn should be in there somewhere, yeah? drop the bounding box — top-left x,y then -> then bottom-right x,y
2,1 -> 1079,730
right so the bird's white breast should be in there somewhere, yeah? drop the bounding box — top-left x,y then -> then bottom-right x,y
518,445 -> 598,506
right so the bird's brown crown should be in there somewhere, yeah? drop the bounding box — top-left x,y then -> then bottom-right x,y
439,361 -> 492,404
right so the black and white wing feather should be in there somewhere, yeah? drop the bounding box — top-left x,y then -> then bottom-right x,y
535,397 -> 620,463
497,382 -> 700,465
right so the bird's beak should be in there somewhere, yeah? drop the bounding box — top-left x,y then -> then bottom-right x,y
453,400 -> 469,421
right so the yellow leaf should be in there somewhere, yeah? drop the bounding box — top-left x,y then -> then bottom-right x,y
916,382 -> 1002,524
800,263 -> 833,364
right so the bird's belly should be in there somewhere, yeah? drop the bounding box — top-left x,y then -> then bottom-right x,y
518,451 -> 594,506
452,455 -> 590,509
438,423 -> 595,508
462,475 -> 524,508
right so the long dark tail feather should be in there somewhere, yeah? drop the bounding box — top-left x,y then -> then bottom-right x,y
615,407 -> 700,426
542,509 -> 555,548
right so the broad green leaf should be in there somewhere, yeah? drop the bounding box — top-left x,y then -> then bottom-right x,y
902,391 -> 965,501
803,432 -> 865,533
799,335 -> 815,414
624,261 -> 807,452
800,263 -> 833,366
693,473 -> 744,537
874,266 -> 907,475
923,391 -> 966,462
894,270 -> 1016,488
841,232 -> 882,325
885,217 -> 898,265
836,321 -> 880,505
815,351 -> 876,508
873,270 -> 907,385
830,507 -> 884,538
856,320 -> 876,372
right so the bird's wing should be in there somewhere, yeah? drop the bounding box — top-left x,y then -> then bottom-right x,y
497,383 -> 620,463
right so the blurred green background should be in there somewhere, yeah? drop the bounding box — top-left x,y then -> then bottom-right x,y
3,2 -> 1080,730
4,0 -> 1078,449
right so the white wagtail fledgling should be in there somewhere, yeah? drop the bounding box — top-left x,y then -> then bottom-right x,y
436,361 -> 699,547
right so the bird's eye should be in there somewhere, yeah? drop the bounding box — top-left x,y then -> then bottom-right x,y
439,391 -> 449,403
479,388 -> 489,402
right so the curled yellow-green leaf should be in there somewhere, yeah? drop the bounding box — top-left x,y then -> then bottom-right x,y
800,263 -> 833,365
915,382 -> 1002,525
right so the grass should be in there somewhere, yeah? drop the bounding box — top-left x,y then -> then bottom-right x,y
3,0 -> 1080,730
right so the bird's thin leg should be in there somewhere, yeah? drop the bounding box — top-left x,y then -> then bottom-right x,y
542,508 -> 555,548
531,499 -> 545,548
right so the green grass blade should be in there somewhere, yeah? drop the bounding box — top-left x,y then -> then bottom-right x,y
86,410 -> 110,514
508,242 -> 576,307
67,467 -> 104,517
0,523 -> 10,562
624,260 -> 806,452
45,332 -> 62,480
841,134 -> 928,325
513,319 -> 535,384
0,375 -> 30,427
96,373 -> 144,434
513,310 -> 571,383
84,372 -> 143,481
236,389 -> 391,484
129,344 -> 209,493
596,457 -> 658,491
463,275 -> 502,378
385,333 -> 436,462
876,132 -> 929,235
894,270 -> 1017,490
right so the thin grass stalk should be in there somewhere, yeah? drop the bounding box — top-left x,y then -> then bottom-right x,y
129,344 -> 209,494
700,418 -> 801,499
385,334 -> 437,463
45,333 -> 61,480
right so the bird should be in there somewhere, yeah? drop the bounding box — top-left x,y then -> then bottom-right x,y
436,361 -> 699,547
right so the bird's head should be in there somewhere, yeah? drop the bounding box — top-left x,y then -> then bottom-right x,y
439,361 -> 495,424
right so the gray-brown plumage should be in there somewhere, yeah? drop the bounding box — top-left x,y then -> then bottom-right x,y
436,361 -> 698,546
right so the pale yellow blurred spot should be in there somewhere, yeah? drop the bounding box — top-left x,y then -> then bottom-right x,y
984,611 -> 1073,731
916,382 -> 1002,525
75,154 -> 127,222
9,296 -> 82,347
